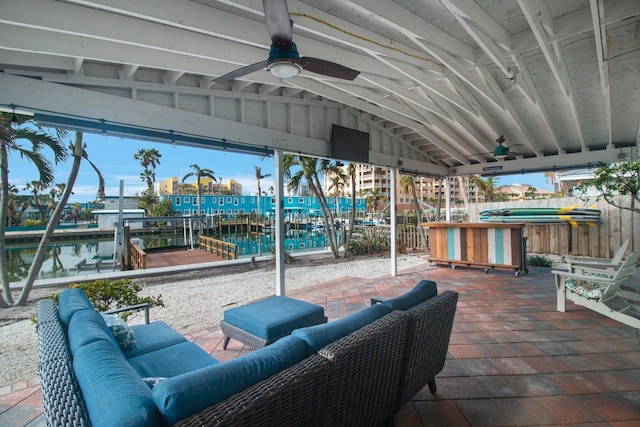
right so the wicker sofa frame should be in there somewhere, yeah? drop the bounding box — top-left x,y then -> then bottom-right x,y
37,290 -> 458,426
220,316 -> 327,349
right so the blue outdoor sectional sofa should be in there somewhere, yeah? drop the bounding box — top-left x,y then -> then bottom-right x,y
37,280 -> 458,426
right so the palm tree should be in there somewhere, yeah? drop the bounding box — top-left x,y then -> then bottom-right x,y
139,169 -> 155,192
254,165 -> 272,220
182,164 -> 215,221
470,176 -> 502,202
284,155 -> 342,258
134,148 -> 162,193
254,165 -> 272,257
400,174 -> 428,249
17,131 -> 105,306
6,185 -> 28,226
328,171 -> 347,215
0,113 -> 68,307
544,171 -> 559,198
46,183 -> 66,216
342,163 -> 357,258
24,180 -> 48,221
366,188 -> 384,213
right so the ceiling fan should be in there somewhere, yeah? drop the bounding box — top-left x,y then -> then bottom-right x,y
213,0 -> 360,83
468,136 -> 523,160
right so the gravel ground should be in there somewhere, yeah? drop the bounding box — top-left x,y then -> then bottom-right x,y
0,252 -> 427,387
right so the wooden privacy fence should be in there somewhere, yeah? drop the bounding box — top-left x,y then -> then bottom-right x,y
356,226 -> 428,252
199,235 -> 238,259
467,196 -> 639,258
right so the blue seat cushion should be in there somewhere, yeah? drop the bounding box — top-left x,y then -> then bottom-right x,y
152,335 -> 307,425
58,288 -> 94,327
223,296 -> 325,340
67,308 -> 119,355
381,280 -> 437,311
127,342 -> 218,378
292,304 -> 391,355
73,339 -> 161,427
123,321 -> 188,358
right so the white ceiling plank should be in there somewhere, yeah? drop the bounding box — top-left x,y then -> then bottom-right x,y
589,0 -> 612,147
323,0 -> 475,63
517,0 -> 587,151
440,0 -> 512,75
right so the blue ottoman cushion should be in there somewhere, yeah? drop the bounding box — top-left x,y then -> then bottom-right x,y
223,296 -> 325,340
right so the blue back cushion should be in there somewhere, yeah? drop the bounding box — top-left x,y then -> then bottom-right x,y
58,288 -> 94,327
381,280 -> 437,311
292,304 -> 391,354
67,308 -> 119,355
152,335 -> 307,425
73,339 -> 160,427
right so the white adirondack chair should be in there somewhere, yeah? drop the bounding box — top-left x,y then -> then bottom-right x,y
552,249 -> 640,329
563,239 -> 629,272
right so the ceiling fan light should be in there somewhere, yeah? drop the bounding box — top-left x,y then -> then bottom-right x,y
493,144 -> 509,160
268,61 -> 301,79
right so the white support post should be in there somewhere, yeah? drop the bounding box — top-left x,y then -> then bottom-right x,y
114,180 -> 124,268
390,168 -> 397,277
274,149 -> 285,296
445,177 -> 451,222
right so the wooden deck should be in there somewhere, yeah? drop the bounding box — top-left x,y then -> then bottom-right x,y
143,248 -> 226,269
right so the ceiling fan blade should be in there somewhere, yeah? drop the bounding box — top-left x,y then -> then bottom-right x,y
213,61 -> 268,83
299,57 -> 360,80
263,0 -> 292,50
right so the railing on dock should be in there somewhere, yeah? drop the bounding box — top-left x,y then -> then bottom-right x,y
199,235 -> 238,259
130,242 -> 147,269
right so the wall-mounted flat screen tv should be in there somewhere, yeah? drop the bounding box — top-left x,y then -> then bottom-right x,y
330,124 -> 370,164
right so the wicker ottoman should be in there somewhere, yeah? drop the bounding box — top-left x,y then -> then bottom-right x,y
221,296 -> 327,349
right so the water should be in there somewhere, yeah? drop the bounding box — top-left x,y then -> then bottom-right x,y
6,230 -> 342,283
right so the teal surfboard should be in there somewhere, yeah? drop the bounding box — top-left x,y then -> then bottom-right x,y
480,207 -> 601,217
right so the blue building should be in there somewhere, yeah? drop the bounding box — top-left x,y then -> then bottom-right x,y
170,195 -> 367,219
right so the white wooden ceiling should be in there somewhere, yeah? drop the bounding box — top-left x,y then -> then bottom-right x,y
1,0 -> 639,177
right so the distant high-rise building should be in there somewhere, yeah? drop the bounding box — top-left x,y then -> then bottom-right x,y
157,177 -> 242,196
325,163 -> 485,213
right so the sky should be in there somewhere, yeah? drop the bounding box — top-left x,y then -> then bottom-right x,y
9,131 -> 553,203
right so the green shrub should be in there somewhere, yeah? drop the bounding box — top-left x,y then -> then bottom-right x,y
21,219 -> 45,226
527,254 -> 553,267
51,278 -> 164,318
348,233 -> 389,255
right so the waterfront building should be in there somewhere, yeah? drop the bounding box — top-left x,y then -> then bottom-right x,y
169,195 -> 367,219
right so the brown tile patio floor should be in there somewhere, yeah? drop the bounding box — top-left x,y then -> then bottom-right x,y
2,262 -> 639,426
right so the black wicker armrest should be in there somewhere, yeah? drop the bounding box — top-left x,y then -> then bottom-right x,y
103,303 -> 150,324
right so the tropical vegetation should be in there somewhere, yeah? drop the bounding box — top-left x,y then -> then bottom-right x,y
182,164 -> 216,223
576,159 -> 639,214
283,155 -> 343,258
399,174 -> 427,249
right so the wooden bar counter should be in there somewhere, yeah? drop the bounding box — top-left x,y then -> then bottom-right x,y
424,222 -> 527,276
